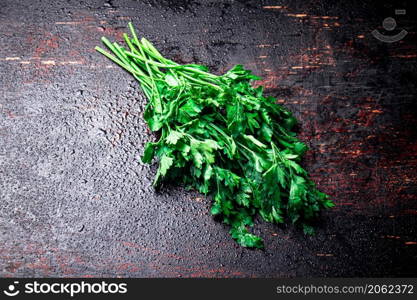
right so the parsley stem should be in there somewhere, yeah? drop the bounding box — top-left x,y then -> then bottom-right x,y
95,46 -> 151,89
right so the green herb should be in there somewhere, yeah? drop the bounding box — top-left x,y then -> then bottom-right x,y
96,23 -> 334,248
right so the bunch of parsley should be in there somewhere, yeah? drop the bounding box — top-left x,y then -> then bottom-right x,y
96,23 -> 334,248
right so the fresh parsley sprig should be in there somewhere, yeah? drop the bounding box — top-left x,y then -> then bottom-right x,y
96,23 -> 334,248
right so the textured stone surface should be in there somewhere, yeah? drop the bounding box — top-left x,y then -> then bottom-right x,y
0,0 -> 416,277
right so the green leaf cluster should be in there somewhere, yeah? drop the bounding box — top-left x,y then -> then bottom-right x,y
96,23 -> 334,248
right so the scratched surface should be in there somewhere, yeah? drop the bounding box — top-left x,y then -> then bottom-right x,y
1,0 -> 416,277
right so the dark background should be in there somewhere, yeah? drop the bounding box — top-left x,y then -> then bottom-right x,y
0,0 -> 416,277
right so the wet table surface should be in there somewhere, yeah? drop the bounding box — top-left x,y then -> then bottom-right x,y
1,0 -> 416,277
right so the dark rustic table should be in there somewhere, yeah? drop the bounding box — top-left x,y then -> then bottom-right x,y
1,0 -> 416,277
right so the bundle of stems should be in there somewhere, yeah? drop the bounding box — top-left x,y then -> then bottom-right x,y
96,23 -> 333,248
